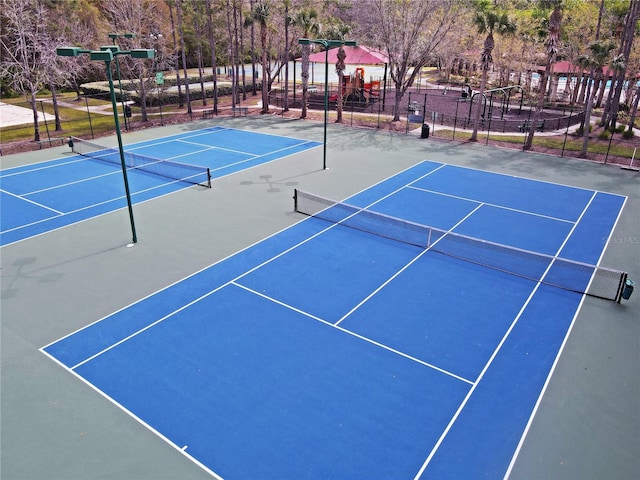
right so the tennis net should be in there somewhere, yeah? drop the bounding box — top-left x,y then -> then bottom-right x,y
294,189 -> 628,302
70,137 -> 211,188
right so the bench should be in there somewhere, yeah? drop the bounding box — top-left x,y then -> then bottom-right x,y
231,106 -> 248,117
202,109 -> 215,119
36,137 -> 67,149
518,120 -> 545,132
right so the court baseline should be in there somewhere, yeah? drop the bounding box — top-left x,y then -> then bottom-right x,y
41,160 -> 626,479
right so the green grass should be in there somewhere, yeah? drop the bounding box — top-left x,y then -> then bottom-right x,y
3,92 -> 637,163
0,93 -> 166,143
433,129 -> 637,160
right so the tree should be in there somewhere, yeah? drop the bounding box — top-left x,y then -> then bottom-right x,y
524,0 -> 563,151
600,0 -> 640,130
42,0 -> 100,130
226,0 -> 238,108
577,40 -> 617,157
625,75 -> 640,133
166,0 -> 184,108
231,0 -> 242,106
190,1 -> 208,107
354,0 -> 458,122
175,0 -> 192,115
335,46 -> 346,123
102,0 -> 160,122
0,0 -> 57,142
469,0 -> 516,142
247,0 -> 270,114
205,0 -> 220,114
282,0 -> 292,112
294,7 -> 319,119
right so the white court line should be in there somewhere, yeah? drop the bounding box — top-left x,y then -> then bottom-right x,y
177,139 -> 258,157
38,348 -> 224,480
22,169 -> 121,196
407,185 -> 576,224
1,188 -> 63,215
1,174 -> 190,237
503,193 -> 628,479
39,159 -> 437,349
335,202 -> 484,325
232,282 -> 474,385
42,162 -> 448,364
0,157 -> 87,178
36,160 -> 626,480
412,190 -> 599,480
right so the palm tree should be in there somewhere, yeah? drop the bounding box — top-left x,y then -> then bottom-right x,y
524,1 -> 562,151
175,0 -> 192,115
246,0 -> 270,114
600,0 -> 640,130
577,40 -> 616,157
470,0 -> 516,142
625,82 -> 640,135
335,46 -> 346,123
166,0 -> 184,109
294,8 -> 319,119
226,0 -> 237,108
205,0 -> 219,114
282,0 -> 292,112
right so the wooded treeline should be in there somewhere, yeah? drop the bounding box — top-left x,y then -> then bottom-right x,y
2,0 -> 639,152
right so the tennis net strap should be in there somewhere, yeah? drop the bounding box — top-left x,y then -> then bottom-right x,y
71,137 -> 211,188
294,189 -> 628,302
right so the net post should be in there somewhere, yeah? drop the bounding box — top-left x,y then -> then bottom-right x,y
293,189 -> 299,213
69,136 -> 80,153
294,189 -> 628,302
615,272 -> 628,303
71,136 -> 210,187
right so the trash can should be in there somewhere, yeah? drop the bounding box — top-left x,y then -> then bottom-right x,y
421,123 -> 430,139
622,279 -> 635,300
124,105 -> 132,118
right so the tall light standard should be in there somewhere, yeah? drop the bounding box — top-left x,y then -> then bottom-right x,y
57,46 -> 154,245
150,33 -> 164,125
108,33 -> 135,131
298,38 -> 356,170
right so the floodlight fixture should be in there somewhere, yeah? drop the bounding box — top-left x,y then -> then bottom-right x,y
109,33 -> 135,40
296,38 -> 357,170
101,45 -> 120,53
55,43 -> 151,244
89,50 -> 113,61
129,49 -> 155,59
56,47 -> 90,57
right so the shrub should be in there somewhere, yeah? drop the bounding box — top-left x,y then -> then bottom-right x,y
574,124 -> 592,136
622,128 -> 635,139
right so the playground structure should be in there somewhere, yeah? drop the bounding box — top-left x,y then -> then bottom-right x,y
403,83 -> 582,134
463,84 -> 525,124
329,67 -> 382,105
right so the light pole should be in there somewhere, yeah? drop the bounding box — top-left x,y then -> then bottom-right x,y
298,38 -> 356,170
57,46 -> 154,245
108,33 -> 135,131
150,33 -> 164,126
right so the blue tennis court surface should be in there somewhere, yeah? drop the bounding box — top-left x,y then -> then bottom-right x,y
0,127 -> 320,246
42,161 -> 626,479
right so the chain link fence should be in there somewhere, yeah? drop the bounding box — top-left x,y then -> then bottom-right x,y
3,83 -> 639,170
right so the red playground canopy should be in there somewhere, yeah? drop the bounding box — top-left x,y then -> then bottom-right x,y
303,45 -> 388,65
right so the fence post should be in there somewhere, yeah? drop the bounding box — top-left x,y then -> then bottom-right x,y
605,129 -> 614,164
